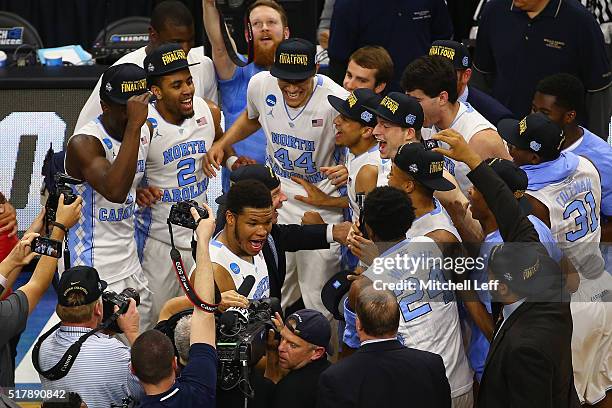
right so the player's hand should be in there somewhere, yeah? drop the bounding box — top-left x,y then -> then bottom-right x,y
5,232 -> 38,269
136,187 -> 163,207
301,211 -> 325,225
55,194 -> 83,229
116,298 -> 140,337
0,200 -> 18,237
232,156 -> 257,171
206,142 -> 225,173
292,176 -> 333,207
432,129 -> 482,170
191,203 -> 215,242
126,92 -> 152,129
218,290 -> 249,312
332,222 -> 352,246
318,29 -> 330,49
321,165 -> 348,186
347,234 -> 378,266
202,154 -> 218,178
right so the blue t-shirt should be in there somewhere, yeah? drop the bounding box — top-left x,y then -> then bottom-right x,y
219,62 -> 266,191
138,343 -> 217,408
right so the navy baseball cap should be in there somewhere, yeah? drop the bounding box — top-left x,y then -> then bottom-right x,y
321,271 -> 354,321
58,266 -> 107,307
429,40 -> 471,70
215,164 -> 280,205
498,112 -> 565,158
143,43 -> 199,78
328,88 -> 381,126
99,63 -> 148,105
393,143 -> 455,191
485,158 -> 532,213
270,38 -> 317,81
366,92 -> 424,130
285,309 -> 332,352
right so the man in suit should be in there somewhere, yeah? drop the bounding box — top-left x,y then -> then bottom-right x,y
429,40 -> 515,126
317,285 -> 452,408
432,128 -> 580,408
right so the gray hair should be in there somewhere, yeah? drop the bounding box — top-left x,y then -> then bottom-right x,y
174,314 -> 192,364
355,286 -> 399,337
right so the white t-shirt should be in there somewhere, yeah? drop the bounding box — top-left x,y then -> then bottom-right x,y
76,46 -> 217,131
407,198 -> 461,241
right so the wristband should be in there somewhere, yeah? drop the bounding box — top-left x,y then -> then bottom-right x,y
0,274 -> 8,289
50,221 -> 68,233
226,155 -> 239,170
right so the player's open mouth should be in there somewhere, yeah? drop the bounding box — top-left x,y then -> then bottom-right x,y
377,138 -> 387,153
249,239 -> 265,252
180,98 -> 193,110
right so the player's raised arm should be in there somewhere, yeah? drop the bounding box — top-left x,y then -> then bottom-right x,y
207,110 -> 262,170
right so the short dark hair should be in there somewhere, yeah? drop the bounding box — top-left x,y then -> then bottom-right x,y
226,180 -> 273,215
131,330 -> 175,385
247,0 -> 288,27
401,55 -> 458,103
151,0 -> 194,32
536,73 -> 585,117
349,46 -> 394,88
356,286 -> 399,337
363,186 -> 415,241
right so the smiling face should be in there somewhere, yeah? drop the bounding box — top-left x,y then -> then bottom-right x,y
152,68 -> 195,122
373,118 -> 412,159
333,113 -> 365,147
343,60 -> 379,93
227,206 -> 274,256
277,77 -> 314,108
249,5 -> 289,67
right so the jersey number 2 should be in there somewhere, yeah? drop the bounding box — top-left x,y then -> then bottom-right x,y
177,158 -> 196,187
563,191 -> 598,242
397,268 -> 454,323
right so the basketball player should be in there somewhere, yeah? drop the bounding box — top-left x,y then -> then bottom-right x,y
134,44 -> 223,327
64,63 -> 154,329
207,38 -> 349,315
497,112 -> 612,405
77,1 -> 217,130
401,55 -> 510,194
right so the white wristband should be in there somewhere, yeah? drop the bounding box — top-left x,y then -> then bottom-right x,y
0,274 -> 8,289
226,155 -> 239,170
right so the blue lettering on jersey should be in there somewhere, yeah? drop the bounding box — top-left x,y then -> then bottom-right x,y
266,94 -> 277,107
252,276 -> 269,300
162,140 -> 207,165
555,178 -> 593,207
229,262 -> 241,274
443,157 -> 455,175
161,179 -> 209,203
99,204 -> 135,222
136,159 -> 145,173
102,138 -> 113,150
267,155 -> 326,184
271,132 -> 315,152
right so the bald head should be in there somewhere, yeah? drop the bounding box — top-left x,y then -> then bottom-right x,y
355,285 -> 399,338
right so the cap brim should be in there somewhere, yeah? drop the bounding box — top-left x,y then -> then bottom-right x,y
147,62 -> 200,77
99,279 -> 108,293
321,271 -> 353,321
270,66 -> 316,81
419,177 -> 456,192
103,90 -> 147,105
215,193 -> 228,205
497,119 -> 527,149
327,95 -> 358,123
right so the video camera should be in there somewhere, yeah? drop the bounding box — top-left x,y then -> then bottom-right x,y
102,288 -> 140,333
45,173 -> 80,223
168,200 -> 209,230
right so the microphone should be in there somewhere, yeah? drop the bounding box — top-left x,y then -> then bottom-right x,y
222,275 -> 256,326
237,275 -> 256,297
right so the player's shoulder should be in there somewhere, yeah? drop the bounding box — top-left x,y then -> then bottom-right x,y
112,46 -> 147,67
187,46 -> 215,68
250,70 -> 274,85
317,74 -> 349,98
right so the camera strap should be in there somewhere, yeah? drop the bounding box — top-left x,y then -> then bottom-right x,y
167,221 -> 218,313
214,0 -> 254,67
32,311 -> 121,380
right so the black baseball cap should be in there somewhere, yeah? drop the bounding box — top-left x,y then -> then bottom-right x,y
58,266 -> 108,307
270,38 -> 317,81
393,143 -> 455,191
285,309 -> 332,353
489,243 -> 559,297
143,43 -> 199,78
321,271 -> 354,321
485,158 -> 532,213
429,40 -> 471,70
328,88 -> 381,126
498,112 -> 565,158
366,92 -> 424,130
215,164 -> 280,205
99,63 -> 148,105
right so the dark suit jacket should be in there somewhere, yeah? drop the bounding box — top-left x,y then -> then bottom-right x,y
263,223 -> 329,300
317,340 -> 451,408
466,85 -> 514,127
467,162 -> 579,408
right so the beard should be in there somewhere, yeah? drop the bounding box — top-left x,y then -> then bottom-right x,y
253,38 -> 280,67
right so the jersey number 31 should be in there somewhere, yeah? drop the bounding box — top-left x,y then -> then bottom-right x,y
563,191 -> 598,242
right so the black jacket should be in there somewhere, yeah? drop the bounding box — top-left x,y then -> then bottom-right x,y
466,85 -> 514,126
467,162 -> 580,408
317,340 -> 451,408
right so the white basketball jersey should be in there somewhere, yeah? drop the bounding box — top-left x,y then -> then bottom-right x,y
527,156 -> 609,301
364,236 -> 473,397
423,102 -> 494,194
407,198 -> 461,241
246,72 -> 349,223
347,145 -> 380,222
376,157 -> 391,187
209,238 -> 270,300
135,97 -> 215,248
65,118 -> 149,283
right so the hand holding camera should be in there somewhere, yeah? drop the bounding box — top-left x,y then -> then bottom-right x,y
116,298 -> 140,343
191,203 -> 215,243
5,232 -> 38,268
54,193 -> 83,229
168,200 -> 209,230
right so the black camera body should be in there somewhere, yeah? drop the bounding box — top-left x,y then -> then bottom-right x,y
45,173 -> 80,223
102,288 -> 140,333
168,200 -> 209,230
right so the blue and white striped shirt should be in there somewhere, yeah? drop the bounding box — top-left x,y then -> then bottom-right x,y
38,325 -> 143,408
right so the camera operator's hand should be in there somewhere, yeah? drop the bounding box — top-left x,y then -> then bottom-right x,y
4,232 -> 38,269
218,290 -> 249,312
126,92 -> 152,130
55,194 -> 83,229
116,298 -> 140,345
191,203 -> 215,243
25,208 -> 46,236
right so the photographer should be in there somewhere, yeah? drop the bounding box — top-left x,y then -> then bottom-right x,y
0,195 -> 82,387
253,309 -> 331,408
36,266 -> 142,408
131,204 -> 217,408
